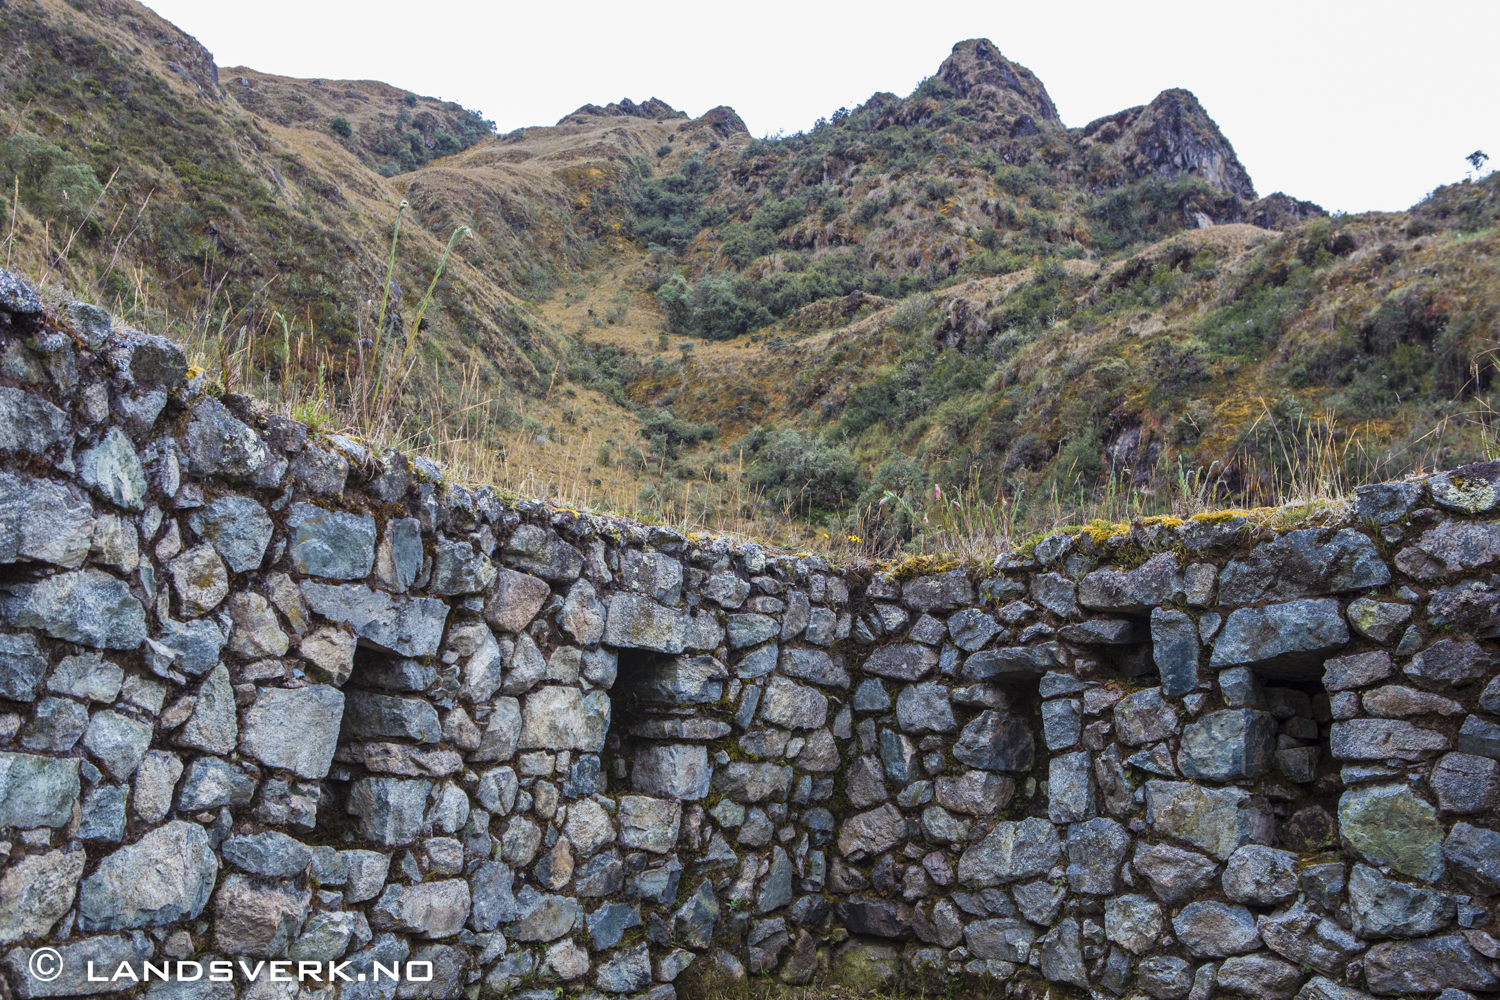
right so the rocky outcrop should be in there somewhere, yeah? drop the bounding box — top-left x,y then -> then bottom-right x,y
564,97 -> 687,122
1079,88 -> 1257,199
934,38 -> 1061,123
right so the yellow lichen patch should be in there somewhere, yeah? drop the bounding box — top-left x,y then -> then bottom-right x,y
1079,520 -> 1132,545
881,554 -> 969,580
1189,509 -> 1253,524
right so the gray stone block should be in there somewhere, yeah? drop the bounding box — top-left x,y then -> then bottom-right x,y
953,710 -> 1034,772
1331,719 -> 1449,761
3,931 -> 154,998
1152,607 -> 1202,696
287,503 -> 378,579
604,593 -> 687,653
0,632 -> 46,704
1172,901 -> 1261,957
0,472 -> 94,569
372,880 -> 470,939
483,569 -> 552,637
348,777 -> 432,845
301,582 -> 448,658
1144,781 -> 1274,860
1348,862 -> 1456,938
1178,709 -> 1278,781
1114,687 -> 1181,746
1048,751 -> 1096,823
1443,822 -> 1500,895
83,709 -> 153,780
956,817 -> 1060,887
1222,844 -> 1299,905
2,568 -> 146,649
502,524 -> 582,581
896,681 -> 955,732
632,743 -> 712,800
213,874 -> 311,956
429,537 -> 495,596
187,495 -> 273,573
223,831 -> 314,877
78,820 -> 217,931
1065,817 -> 1128,893
1339,783 -> 1445,880
180,397 -> 279,485
962,641 -> 1064,682
1209,599 -> 1349,678
1041,698 -> 1081,750
177,756 -> 256,810
1432,753 -> 1500,813
1079,553 -> 1180,612
864,642 -> 939,681
1218,528 -> 1388,604
1363,935 -> 1499,995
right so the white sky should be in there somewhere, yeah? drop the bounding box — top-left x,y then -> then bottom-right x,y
144,0 -> 1497,214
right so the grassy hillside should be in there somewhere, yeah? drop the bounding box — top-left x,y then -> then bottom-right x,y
3,5 -> 1497,555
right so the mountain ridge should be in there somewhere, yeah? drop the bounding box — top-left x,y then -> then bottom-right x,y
3,0 -> 1498,552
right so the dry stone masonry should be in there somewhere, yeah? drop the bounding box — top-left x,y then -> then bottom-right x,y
1,265 -> 1500,1000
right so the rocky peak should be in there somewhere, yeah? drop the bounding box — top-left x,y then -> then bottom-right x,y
697,106 -> 748,137
1080,88 -> 1256,200
1250,191 -> 1327,230
568,97 -> 687,121
934,39 -> 1061,124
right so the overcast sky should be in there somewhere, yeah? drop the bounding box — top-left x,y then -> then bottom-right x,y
144,0 -> 1496,214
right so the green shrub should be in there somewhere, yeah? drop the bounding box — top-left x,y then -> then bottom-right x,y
640,408 -> 716,462
919,178 -> 956,205
993,163 -> 1051,198
838,341 -> 994,438
1197,284 -> 1294,359
1144,338 -> 1211,395
631,156 -> 722,251
1053,430 -> 1105,491
852,196 -> 886,225
1089,176 -> 1232,251
852,455 -> 929,550
330,117 -> 352,138
745,428 -> 866,516
0,132 -> 104,231
748,195 -> 805,232
452,109 -> 496,146
655,274 -> 773,340
885,293 -> 935,334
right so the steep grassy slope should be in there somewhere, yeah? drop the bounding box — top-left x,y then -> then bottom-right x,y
3,5 -> 1498,554
0,0 -> 672,398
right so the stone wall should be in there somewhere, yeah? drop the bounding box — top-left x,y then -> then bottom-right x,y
1,266 -> 1499,1000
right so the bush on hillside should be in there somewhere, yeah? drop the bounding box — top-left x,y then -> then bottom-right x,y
744,428 -> 866,516
330,117 -> 352,138
1197,283 -> 1295,359
640,408 -> 716,464
656,274 -> 773,340
631,156 -> 724,251
0,132 -> 104,235
1089,176 -> 1231,250
852,455 -> 929,550
370,106 -> 494,174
